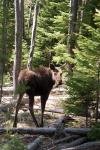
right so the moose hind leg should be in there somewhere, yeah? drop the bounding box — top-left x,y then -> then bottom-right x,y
13,94 -> 23,127
40,95 -> 48,127
29,97 -> 39,127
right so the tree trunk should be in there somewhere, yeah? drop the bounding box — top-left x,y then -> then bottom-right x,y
27,0 -> 40,70
67,0 -> 79,73
13,0 -> 24,93
95,61 -> 100,123
0,0 -> 8,102
27,1 -> 33,37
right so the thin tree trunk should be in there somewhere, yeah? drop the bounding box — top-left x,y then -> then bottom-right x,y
13,0 -> 24,93
85,98 -> 89,127
0,0 -> 8,102
27,1 -> 33,37
27,0 -> 40,70
95,61 -> 100,123
67,0 -> 79,73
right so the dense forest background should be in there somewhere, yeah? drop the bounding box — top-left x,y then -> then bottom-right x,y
0,0 -> 100,122
0,0 -> 100,149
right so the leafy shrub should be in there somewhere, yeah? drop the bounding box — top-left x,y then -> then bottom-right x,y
87,123 -> 100,141
0,135 -> 26,150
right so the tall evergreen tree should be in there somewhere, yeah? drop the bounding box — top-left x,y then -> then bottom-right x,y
67,0 -> 79,73
0,0 -> 8,102
13,0 -> 24,92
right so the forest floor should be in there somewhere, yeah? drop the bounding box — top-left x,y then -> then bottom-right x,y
0,85 -> 99,150
0,85 -> 85,128
0,85 -> 66,128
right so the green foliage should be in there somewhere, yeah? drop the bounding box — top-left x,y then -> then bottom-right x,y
63,0 -> 100,117
15,81 -> 30,95
36,0 -> 69,65
64,21 -> 100,115
87,123 -> 100,140
0,135 -> 26,150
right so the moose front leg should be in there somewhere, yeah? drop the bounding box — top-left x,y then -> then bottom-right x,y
13,94 -> 23,127
29,97 -> 39,127
40,95 -> 48,127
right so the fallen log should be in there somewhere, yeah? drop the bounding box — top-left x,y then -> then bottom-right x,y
43,135 -> 80,149
59,137 -> 87,149
0,127 -> 56,135
62,141 -> 100,150
28,117 -> 64,150
0,127 -> 92,136
55,135 -> 80,145
64,128 -> 91,135
27,135 -> 44,150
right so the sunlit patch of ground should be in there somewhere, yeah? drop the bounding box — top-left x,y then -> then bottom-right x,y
1,86 -> 88,129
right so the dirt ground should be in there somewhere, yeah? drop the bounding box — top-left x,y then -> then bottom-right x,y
0,85 -> 87,128
0,86 -> 100,150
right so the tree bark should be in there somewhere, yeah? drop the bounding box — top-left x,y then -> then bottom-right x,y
62,141 -> 100,150
0,127 -> 91,135
95,61 -> 100,123
27,135 -> 44,150
0,0 -> 8,102
59,137 -> 87,149
43,135 -> 80,149
13,0 -> 24,93
0,127 -> 56,135
27,0 -> 40,69
64,128 -> 91,135
67,0 -> 79,73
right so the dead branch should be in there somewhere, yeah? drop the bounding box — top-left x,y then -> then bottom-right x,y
50,116 -> 65,128
43,135 -> 80,149
49,116 -> 66,138
55,135 -> 80,145
27,135 -> 44,150
62,141 -> 100,150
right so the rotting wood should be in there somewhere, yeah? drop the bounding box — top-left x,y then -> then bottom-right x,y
61,141 -> 100,150
27,135 -> 44,150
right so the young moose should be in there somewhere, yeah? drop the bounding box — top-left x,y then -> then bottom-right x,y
13,64 -> 62,127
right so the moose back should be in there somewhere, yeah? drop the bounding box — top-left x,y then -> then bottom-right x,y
13,64 -> 62,127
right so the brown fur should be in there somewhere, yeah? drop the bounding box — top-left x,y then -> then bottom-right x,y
13,64 -> 62,127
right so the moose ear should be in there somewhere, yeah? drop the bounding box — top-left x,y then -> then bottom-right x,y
49,63 -> 55,70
